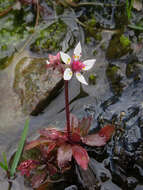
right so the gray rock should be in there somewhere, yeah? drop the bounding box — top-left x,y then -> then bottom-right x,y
13,57 -> 63,115
101,180 -> 122,190
64,185 -> 78,190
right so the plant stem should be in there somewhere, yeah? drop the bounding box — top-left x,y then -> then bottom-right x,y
65,81 -> 70,139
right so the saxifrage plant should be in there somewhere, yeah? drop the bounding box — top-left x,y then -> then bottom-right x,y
18,42 -> 115,188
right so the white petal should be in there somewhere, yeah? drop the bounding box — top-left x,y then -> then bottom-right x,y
82,59 -> 96,71
63,68 -> 73,80
46,60 -> 50,65
76,72 -> 88,85
60,52 -> 71,65
73,42 -> 82,60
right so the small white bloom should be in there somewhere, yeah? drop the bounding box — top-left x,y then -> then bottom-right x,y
60,52 -> 71,65
64,68 -> 73,80
82,59 -> 96,71
60,42 -> 96,85
46,60 -> 50,65
76,72 -> 88,85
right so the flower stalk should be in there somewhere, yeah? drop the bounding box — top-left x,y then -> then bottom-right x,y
64,80 -> 71,139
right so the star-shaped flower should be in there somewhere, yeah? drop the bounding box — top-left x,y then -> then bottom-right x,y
60,42 -> 96,85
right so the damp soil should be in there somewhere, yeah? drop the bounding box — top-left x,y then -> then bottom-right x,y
0,0 -> 143,190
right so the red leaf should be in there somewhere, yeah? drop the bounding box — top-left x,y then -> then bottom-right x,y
99,125 -> 115,141
72,145 -> 89,170
25,137 -> 51,150
57,144 -> 72,168
82,134 -> 106,146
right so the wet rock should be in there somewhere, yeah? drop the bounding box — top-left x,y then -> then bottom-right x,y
76,158 -> 112,189
89,159 -> 112,183
64,185 -> 78,190
101,180 -> 121,190
125,124 -> 141,145
126,177 -> 138,189
0,180 -> 9,190
135,185 -> 143,190
79,0 -> 126,30
134,164 -> 143,178
76,161 -> 100,190
13,57 -> 63,115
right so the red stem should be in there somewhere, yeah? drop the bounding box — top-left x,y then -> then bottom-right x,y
65,80 -> 70,139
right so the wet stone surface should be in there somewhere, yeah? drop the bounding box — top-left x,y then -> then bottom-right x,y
0,0 -> 143,190
13,57 -> 63,115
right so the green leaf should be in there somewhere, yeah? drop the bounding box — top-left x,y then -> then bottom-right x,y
0,161 -> 8,172
128,24 -> 143,30
126,0 -> 133,20
10,119 -> 29,177
2,152 -> 8,171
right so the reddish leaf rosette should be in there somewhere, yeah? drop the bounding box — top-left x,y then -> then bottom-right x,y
20,116 -> 115,179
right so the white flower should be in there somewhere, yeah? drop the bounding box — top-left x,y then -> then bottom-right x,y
60,42 -> 96,85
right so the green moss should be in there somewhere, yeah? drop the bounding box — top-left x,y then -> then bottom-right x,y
120,35 -> 131,48
93,49 -> 97,55
106,34 -> 131,59
30,20 -> 67,52
95,32 -> 102,41
0,56 -> 12,70
85,16 -> 102,42
89,74 -> 96,85
100,42 -> 106,51
106,64 -> 124,96
56,4 -> 64,15
88,18 -> 97,28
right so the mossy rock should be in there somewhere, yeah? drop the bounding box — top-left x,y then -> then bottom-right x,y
0,7 -> 35,69
106,34 -> 131,59
30,20 -> 67,53
0,0 -> 15,12
13,57 -> 63,115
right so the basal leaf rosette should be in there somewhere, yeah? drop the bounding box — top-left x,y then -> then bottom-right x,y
19,116 -> 114,172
